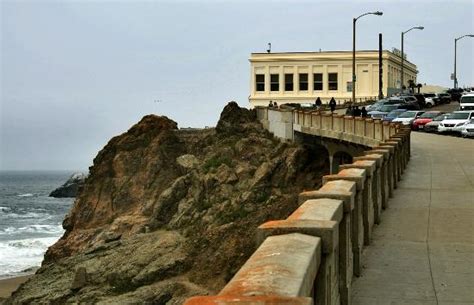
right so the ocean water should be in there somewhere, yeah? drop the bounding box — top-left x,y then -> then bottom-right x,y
0,171 -> 75,279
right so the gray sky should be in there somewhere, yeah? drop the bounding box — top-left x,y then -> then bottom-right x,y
1,0 -> 473,171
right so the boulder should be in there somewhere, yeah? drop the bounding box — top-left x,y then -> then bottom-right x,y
49,173 -> 87,198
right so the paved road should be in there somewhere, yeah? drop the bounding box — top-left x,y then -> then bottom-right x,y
351,132 -> 474,305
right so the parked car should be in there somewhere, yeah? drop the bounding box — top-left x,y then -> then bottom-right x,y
392,97 -> 421,110
368,104 -> 405,120
424,114 -> 449,132
423,93 -> 439,107
459,103 -> 474,111
366,99 -> 389,112
412,111 -> 444,131
392,111 -> 425,127
460,93 -> 474,105
383,109 -> 407,122
366,98 -> 406,112
438,111 -> 474,133
461,119 -> 474,137
437,93 -> 451,104
401,95 -> 417,104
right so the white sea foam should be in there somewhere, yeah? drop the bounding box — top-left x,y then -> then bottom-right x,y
0,206 -> 11,212
17,193 -> 34,197
0,236 -> 62,279
0,224 -> 64,236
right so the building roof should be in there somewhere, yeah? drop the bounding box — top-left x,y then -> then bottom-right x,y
249,49 -> 417,71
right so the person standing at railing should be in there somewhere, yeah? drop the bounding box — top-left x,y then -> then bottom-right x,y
361,106 -> 368,118
353,106 -> 361,117
315,97 -> 322,110
329,97 -> 336,113
346,105 -> 354,116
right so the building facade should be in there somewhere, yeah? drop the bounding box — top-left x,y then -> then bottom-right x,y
249,50 -> 417,107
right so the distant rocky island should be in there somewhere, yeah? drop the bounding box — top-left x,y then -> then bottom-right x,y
49,173 -> 87,198
7,102 -> 329,304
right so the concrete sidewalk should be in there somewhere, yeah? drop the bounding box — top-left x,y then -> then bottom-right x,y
351,132 -> 474,305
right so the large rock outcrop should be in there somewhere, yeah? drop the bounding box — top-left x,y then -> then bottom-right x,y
49,173 -> 87,198
7,102 -> 329,304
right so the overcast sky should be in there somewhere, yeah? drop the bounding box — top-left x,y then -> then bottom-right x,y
1,0 -> 473,171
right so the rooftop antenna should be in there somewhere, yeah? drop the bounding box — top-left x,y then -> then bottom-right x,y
267,42 -> 271,53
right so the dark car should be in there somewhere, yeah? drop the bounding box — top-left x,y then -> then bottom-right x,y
437,93 -> 451,104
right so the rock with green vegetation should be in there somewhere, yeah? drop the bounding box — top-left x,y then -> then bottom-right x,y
7,101 -> 329,304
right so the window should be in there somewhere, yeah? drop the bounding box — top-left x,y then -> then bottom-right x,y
285,74 -> 293,91
299,73 -> 308,91
255,74 -> 265,92
328,73 -> 338,91
270,74 -> 279,91
313,73 -> 323,91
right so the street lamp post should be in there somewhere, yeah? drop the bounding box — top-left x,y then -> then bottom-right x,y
454,34 -> 474,88
352,11 -> 383,103
400,26 -> 424,93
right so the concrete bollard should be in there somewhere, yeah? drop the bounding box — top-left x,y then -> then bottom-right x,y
322,169 -> 366,277
380,140 -> 402,182
354,154 -> 385,214
362,149 -> 392,201
373,145 -> 397,189
339,162 -> 376,245
298,180 -> 356,305
258,199 -> 344,305
220,233 -> 322,298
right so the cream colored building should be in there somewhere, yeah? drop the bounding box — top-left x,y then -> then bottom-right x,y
249,50 -> 417,107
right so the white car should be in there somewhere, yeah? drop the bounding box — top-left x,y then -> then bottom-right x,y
425,97 -> 436,107
459,93 -> 474,110
392,111 -> 424,126
438,111 -> 474,133
459,103 -> 474,111
461,119 -> 474,137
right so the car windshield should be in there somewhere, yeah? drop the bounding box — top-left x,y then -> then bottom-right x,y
448,112 -> 470,120
419,112 -> 440,118
379,105 -> 399,112
460,96 -> 474,104
386,110 -> 404,118
424,94 -> 436,97
387,99 -> 404,104
433,115 -> 446,121
398,111 -> 418,118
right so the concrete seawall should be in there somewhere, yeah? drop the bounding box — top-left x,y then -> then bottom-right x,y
183,107 -> 411,305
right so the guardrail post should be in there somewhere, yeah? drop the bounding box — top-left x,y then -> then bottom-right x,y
354,154 -> 385,217
322,170 -> 366,272
299,180 -> 356,305
340,161 -> 377,244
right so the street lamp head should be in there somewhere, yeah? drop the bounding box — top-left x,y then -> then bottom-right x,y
415,26 -> 424,30
373,11 -> 383,16
468,34 -> 474,37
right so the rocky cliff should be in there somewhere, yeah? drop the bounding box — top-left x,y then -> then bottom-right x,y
7,102 -> 329,305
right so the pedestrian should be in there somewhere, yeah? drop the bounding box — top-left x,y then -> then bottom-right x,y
345,105 -> 353,116
268,100 -> 273,107
315,97 -> 322,110
361,106 -> 368,118
353,106 -> 361,117
329,97 -> 336,113
274,102 -> 278,108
